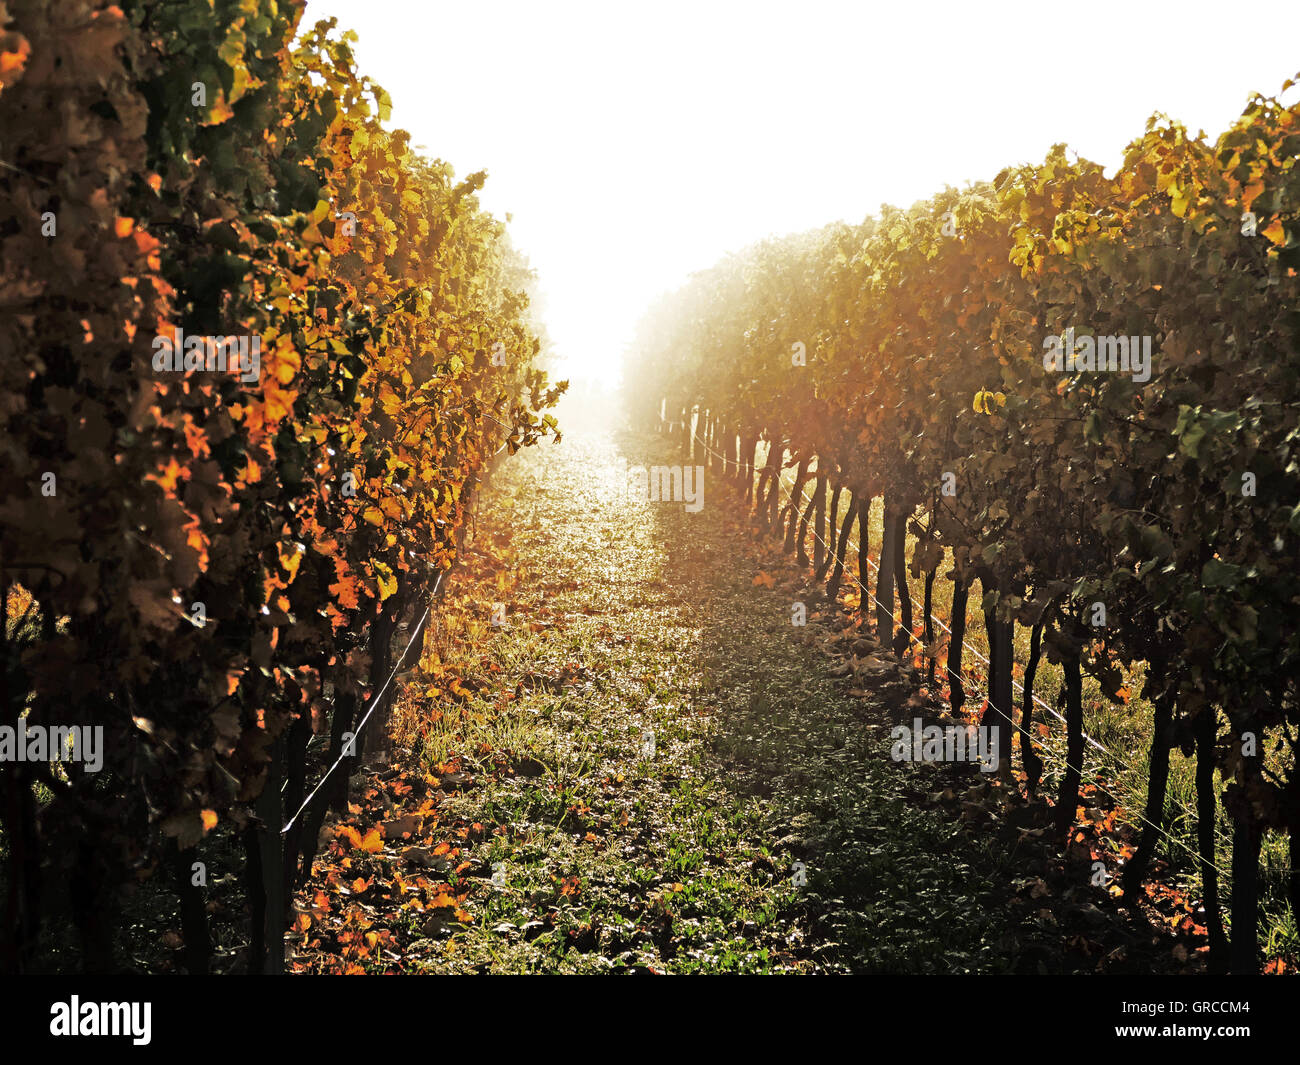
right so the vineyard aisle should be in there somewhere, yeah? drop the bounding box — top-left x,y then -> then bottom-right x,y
296,420 -> 1178,975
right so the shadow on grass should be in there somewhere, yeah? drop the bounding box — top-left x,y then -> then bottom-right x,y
621,425 -> 1173,974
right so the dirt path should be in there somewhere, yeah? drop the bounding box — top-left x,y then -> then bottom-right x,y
293,422 -> 1180,974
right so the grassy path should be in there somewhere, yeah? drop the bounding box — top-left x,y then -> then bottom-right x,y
295,423 -> 1185,974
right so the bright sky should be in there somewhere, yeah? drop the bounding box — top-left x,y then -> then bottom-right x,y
305,0 -> 1300,388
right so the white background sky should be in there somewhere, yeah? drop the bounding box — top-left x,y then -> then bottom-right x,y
306,0 -> 1300,387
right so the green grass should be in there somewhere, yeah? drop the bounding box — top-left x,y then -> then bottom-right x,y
391,428 -> 1037,972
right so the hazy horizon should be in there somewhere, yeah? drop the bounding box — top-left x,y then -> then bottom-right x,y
307,0 -> 1300,389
